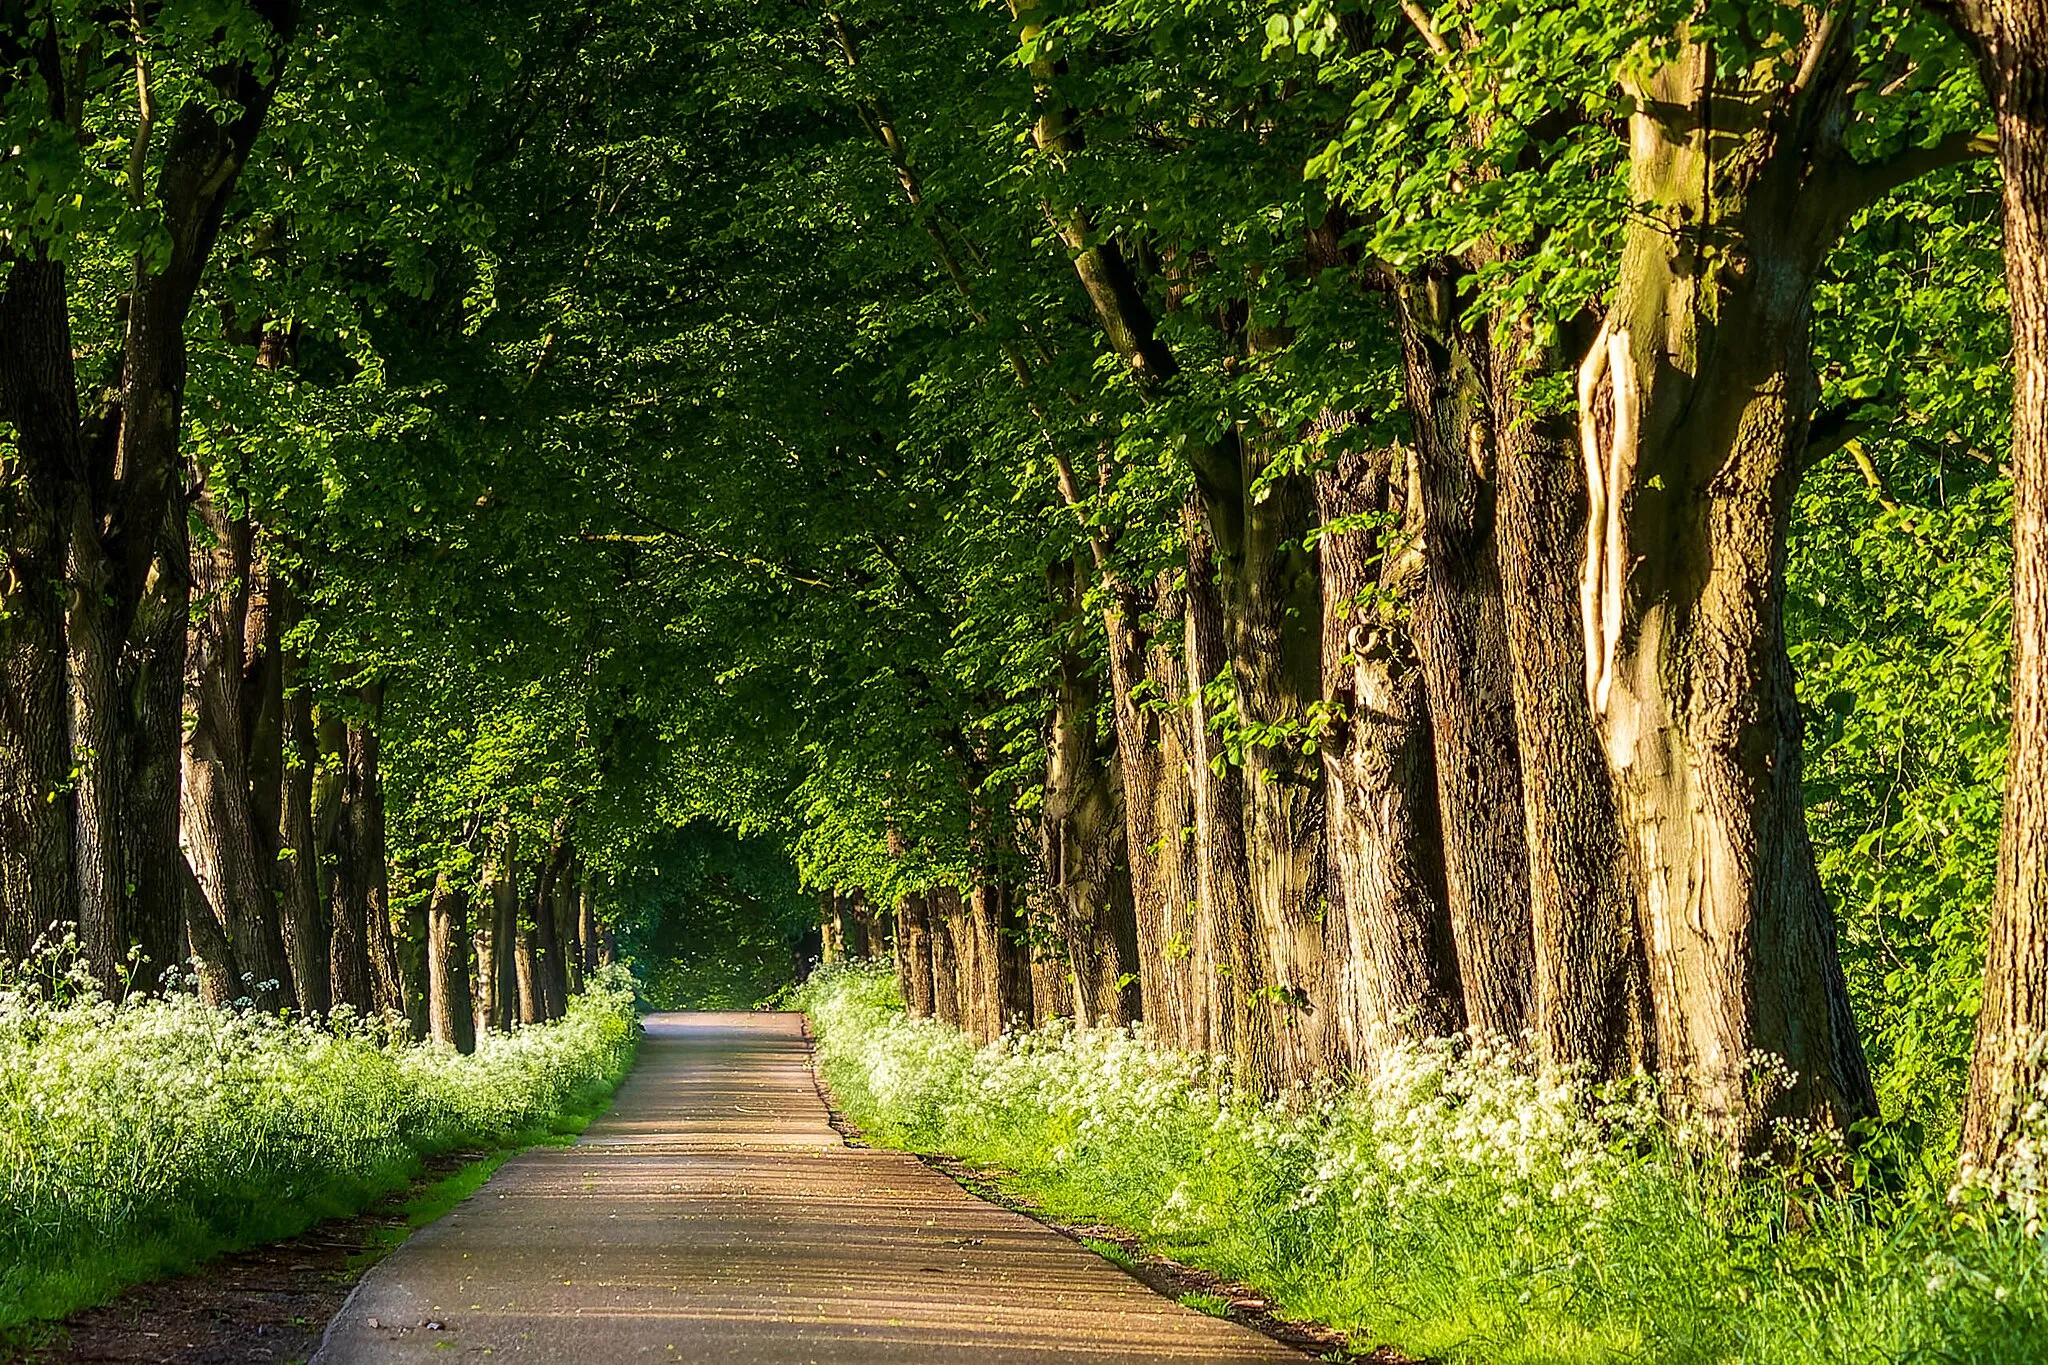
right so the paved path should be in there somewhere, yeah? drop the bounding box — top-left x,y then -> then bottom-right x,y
313,1012 -> 1301,1363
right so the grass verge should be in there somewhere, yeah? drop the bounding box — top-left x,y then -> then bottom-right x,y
0,965 -> 639,1332
799,960 -> 2048,1365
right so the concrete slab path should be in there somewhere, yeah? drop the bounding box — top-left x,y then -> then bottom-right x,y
313,1012 -> 1303,1363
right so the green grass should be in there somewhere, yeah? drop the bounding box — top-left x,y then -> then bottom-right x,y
1080,1236 -> 1139,1272
800,961 -> 2048,1365
1179,1291 -> 1234,1319
0,966 -> 640,1332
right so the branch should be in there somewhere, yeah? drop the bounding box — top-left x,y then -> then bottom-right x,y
1824,128 -> 1996,216
1399,1 -> 1453,58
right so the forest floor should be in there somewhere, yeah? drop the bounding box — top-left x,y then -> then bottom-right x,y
312,1011 -> 1308,1362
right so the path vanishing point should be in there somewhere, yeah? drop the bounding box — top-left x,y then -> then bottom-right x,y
313,1013 -> 1303,1363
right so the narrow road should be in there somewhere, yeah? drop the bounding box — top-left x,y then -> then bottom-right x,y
313,1013 -> 1301,1363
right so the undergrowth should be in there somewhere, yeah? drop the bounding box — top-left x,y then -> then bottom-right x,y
800,961 -> 2048,1364
0,960 -> 640,1327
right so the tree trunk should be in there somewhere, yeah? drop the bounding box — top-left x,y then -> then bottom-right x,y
276,615 -> 329,1013
321,708 -> 372,1012
1145,569 -> 1208,1052
578,876 -> 600,975
1104,578 -> 1180,1043
1960,0 -> 2048,1171
532,828 -> 571,1021
559,863 -> 583,997
124,518 -> 191,995
1397,276 -> 1536,1042
929,886 -> 963,1028
1584,41 -> 1876,1149
427,872 -> 477,1053
820,891 -> 846,965
1491,331 -> 1653,1078
1215,431 -> 1335,1077
179,852 -> 239,1008
1043,564 -> 1142,1028
478,826 -> 521,1031
1184,502 -> 1276,1085
182,499 -> 293,1011
975,879 -> 1033,1034
0,257 -> 81,971
1315,441 -> 1464,1059
895,890 -> 935,1018
341,685 -> 405,1021
515,920 -> 542,1026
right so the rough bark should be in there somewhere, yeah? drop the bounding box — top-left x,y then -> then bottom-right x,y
1491,334 -> 1653,1078
1957,0 -> 2048,1170
929,886 -> 964,1028
125,518 -> 191,993
895,890 -> 936,1018
179,852 -> 238,1008
1043,560 -> 1142,1028
0,256 -> 78,970
479,827 -> 522,1031
1583,35 -> 1879,1148
1214,427 -> 1335,1076
276,610 -> 329,1013
1397,275 -> 1536,1042
1315,441 -> 1464,1058
514,920 -> 542,1027
532,827 -> 571,1021
1146,569 -> 1210,1053
820,891 -> 846,965
348,689 -> 405,1020
1103,578 -> 1182,1044
427,872 -> 477,1053
182,497 -> 293,1011
1184,503 -> 1277,1084
317,708 -> 370,1011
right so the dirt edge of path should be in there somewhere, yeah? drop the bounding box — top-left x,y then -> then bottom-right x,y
1,1149 -> 497,1365
796,1016 -> 1417,1365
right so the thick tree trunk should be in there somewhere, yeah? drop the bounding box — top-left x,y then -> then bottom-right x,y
478,828 -> 522,1031
1491,336 -> 1653,1078
975,880 -> 1033,1034
532,829 -> 571,1021
1962,0 -> 2048,1171
1208,434 -> 1334,1077
1144,569 -> 1209,1052
125,522 -> 191,994
321,709 -> 373,1012
1043,568 -> 1142,1027
277,627 -> 329,1013
1584,44 -> 1875,1148
0,257 -> 81,970
179,852 -> 239,1008
514,922 -> 542,1026
182,501 -> 293,1011
820,891 -> 846,965
929,886 -> 963,1028
895,890 -> 935,1018
1315,442 -> 1464,1059
427,872 -> 477,1053
1397,277 -> 1535,1042
1103,579 -> 1181,1043
1184,503 -> 1275,1084
342,686 -> 406,1021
